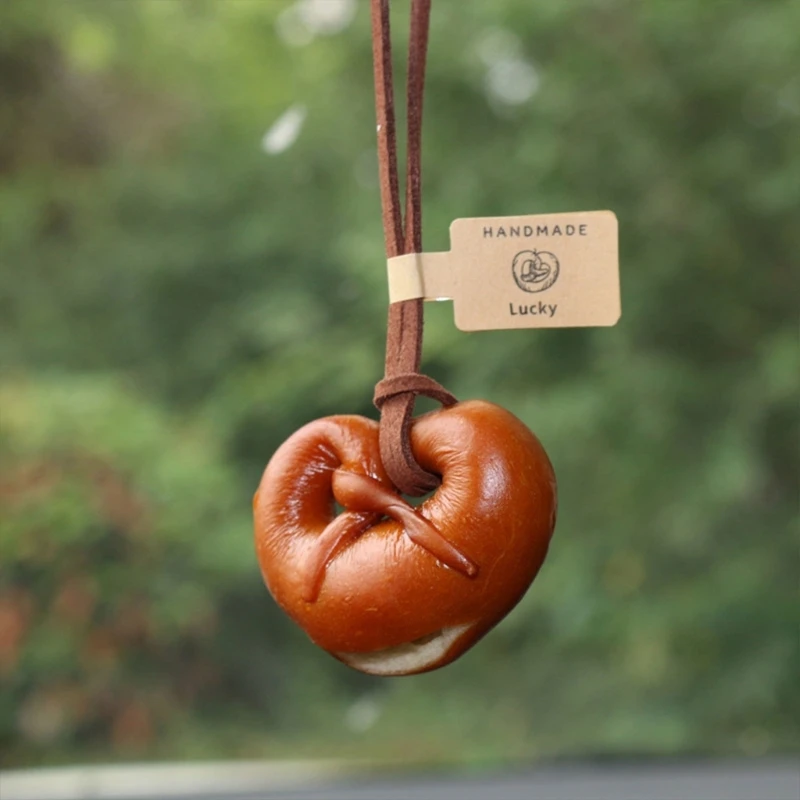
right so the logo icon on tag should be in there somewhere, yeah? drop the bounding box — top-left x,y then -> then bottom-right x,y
512,250 -> 560,293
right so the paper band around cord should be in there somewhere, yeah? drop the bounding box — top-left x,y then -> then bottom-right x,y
386,251 -> 454,303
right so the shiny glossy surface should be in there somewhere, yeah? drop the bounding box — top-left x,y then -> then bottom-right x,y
253,400 -> 557,675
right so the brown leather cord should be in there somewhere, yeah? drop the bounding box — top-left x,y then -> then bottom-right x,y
370,0 -> 455,497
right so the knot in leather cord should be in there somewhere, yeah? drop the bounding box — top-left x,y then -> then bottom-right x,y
373,373 -> 457,411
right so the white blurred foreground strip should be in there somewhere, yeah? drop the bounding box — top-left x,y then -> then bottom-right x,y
0,759 -> 352,800
1,759 -> 798,800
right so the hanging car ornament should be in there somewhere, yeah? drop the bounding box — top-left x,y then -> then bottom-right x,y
253,0 -> 619,676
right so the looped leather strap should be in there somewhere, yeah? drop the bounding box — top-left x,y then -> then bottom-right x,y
371,0 -> 455,497
374,373 -> 457,410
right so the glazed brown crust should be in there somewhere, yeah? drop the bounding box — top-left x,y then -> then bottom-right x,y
253,400 -> 557,669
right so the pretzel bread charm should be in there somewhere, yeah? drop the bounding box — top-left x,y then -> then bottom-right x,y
253,400 -> 557,676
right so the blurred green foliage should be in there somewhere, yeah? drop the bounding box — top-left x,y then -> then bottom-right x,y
1,0 -> 798,767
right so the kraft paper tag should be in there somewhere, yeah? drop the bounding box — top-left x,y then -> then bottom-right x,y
387,211 -> 620,331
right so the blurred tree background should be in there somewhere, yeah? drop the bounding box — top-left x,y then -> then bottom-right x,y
0,0 -> 798,768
